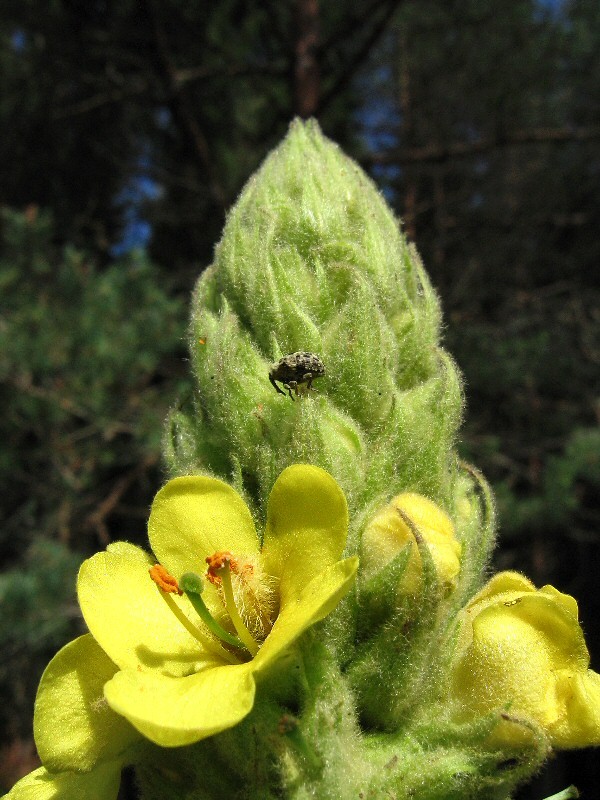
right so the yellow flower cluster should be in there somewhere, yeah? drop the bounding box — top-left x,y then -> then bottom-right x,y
360,492 -> 600,751
5,474 -> 600,800
451,571 -> 600,749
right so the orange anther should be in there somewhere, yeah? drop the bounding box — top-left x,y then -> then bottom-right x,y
149,564 -> 182,595
205,551 -> 243,585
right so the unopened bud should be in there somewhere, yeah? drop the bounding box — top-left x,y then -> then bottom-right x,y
361,493 -> 461,595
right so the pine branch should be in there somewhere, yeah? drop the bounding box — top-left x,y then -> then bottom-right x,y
318,0 -> 406,114
363,125 -> 600,165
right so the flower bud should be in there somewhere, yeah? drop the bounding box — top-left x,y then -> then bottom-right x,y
361,493 -> 461,595
166,119 -> 464,531
450,571 -> 600,749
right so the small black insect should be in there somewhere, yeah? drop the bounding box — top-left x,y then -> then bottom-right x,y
268,351 -> 325,401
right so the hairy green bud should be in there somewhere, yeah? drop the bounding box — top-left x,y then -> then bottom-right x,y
166,120 -> 466,551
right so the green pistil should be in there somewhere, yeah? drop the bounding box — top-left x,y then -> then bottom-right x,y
218,562 -> 260,656
180,572 -> 248,652
157,589 -> 241,665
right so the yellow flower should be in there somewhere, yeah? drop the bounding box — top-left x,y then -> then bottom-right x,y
9,466 -> 355,795
451,571 -> 600,749
361,493 -> 461,594
69,464 -> 357,748
2,763 -> 122,800
0,631 -> 139,799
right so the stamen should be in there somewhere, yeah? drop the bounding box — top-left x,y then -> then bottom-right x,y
180,572 -> 249,653
208,552 -> 276,640
149,564 -> 182,595
230,555 -> 277,640
149,564 -> 241,664
206,551 -> 239,585
206,553 -> 260,656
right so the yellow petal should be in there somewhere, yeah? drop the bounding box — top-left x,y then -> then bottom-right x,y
34,635 -> 139,773
254,556 -> 359,672
148,476 -> 259,580
104,664 -> 256,747
262,465 -> 348,605
515,592 -> 589,668
3,763 -> 121,800
106,541 -> 153,562
78,546 -> 220,676
453,602 -> 559,729
540,583 -> 579,620
468,571 -> 536,607
552,669 -> 600,748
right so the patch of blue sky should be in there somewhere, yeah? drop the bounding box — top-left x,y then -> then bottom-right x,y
111,219 -> 153,258
371,163 -> 402,204
534,0 -> 567,21
360,99 -> 401,150
154,106 -> 172,130
109,119 -> 175,257
469,191 -> 484,209
354,58 -> 400,146
473,157 -> 490,177
538,0 -> 565,11
11,29 -> 27,51
111,166 -> 162,258
354,59 -> 402,203
356,69 -> 401,148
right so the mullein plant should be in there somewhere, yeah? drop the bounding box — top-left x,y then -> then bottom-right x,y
6,120 -> 600,800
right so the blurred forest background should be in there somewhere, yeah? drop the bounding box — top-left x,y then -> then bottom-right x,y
1,1 -> 598,797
